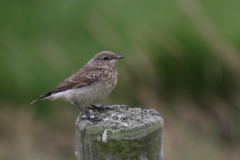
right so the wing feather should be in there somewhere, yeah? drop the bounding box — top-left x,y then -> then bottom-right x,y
31,68 -> 105,104
52,68 -> 103,94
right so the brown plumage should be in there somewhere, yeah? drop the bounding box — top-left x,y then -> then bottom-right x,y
31,51 -> 124,121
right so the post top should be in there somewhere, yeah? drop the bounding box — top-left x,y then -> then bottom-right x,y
76,105 -> 163,141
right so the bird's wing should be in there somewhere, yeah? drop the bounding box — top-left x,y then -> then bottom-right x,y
31,68 -> 104,104
52,68 -> 104,94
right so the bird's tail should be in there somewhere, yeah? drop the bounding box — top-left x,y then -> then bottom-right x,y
31,90 -> 54,104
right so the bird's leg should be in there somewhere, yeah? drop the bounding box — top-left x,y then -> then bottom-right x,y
74,102 -> 101,122
85,104 -> 112,111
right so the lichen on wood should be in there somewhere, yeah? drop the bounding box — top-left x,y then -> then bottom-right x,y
76,105 -> 164,160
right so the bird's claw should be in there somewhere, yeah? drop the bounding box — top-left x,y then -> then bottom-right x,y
85,105 -> 112,111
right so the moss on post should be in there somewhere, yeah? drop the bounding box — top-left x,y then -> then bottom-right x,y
76,105 -> 164,160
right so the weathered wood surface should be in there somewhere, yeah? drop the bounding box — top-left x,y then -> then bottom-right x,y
76,105 -> 164,160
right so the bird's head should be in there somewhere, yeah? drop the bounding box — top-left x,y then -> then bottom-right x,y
89,51 -> 124,69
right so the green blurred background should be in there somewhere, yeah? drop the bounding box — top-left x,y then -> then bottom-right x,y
1,0 -> 240,159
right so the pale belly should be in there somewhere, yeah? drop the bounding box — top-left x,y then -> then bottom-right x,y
49,79 -> 117,107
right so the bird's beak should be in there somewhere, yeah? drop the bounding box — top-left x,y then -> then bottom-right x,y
116,55 -> 125,60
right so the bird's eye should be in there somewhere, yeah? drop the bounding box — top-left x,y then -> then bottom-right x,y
103,57 -> 109,60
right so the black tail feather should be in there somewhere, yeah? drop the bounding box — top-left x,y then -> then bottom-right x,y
31,89 -> 54,104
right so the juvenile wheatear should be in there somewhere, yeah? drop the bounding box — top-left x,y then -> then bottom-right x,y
31,51 -> 124,121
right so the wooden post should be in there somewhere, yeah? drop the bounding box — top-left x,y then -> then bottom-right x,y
75,105 -> 164,160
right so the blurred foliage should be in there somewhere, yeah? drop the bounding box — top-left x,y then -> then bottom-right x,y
1,0 -> 240,160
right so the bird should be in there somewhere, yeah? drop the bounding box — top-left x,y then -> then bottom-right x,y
31,51 -> 124,121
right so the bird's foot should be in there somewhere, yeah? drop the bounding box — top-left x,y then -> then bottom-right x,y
80,116 -> 102,122
85,105 -> 112,111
